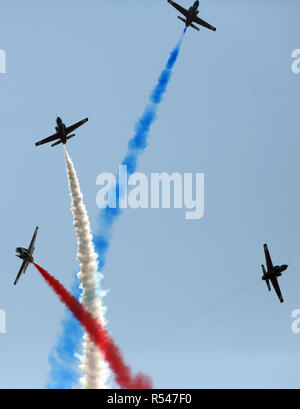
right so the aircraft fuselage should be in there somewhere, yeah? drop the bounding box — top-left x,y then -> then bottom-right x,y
55,117 -> 67,144
262,264 -> 288,280
186,1 -> 199,27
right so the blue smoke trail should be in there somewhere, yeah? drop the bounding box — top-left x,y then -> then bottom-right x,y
94,32 -> 184,266
47,33 -> 184,388
46,276 -> 83,389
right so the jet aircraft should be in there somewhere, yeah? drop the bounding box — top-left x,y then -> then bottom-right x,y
14,226 -> 38,285
35,117 -> 88,148
167,0 -> 216,32
261,243 -> 288,303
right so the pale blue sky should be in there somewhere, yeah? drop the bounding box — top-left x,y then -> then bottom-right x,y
0,0 -> 300,388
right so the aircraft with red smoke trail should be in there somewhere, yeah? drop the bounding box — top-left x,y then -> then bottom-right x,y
14,226 -> 38,285
35,116 -> 88,148
167,0 -> 216,32
261,243 -> 288,303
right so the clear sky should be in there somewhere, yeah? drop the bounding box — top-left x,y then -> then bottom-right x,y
0,0 -> 299,388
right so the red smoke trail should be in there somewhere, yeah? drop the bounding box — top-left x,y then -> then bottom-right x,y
33,263 -> 153,389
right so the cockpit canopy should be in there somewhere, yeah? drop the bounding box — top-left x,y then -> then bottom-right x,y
16,247 -> 27,256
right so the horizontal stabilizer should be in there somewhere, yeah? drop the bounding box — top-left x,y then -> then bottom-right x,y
177,16 -> 186,23
67,133 -> 75,140
51,139 -> 63,148
266,279 -> 271,292
190,23 -> 200,31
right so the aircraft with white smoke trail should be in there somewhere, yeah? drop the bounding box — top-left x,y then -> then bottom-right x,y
14,226 -> 38,285
261,243 -> 288,303
35,116 -> 88,148
167,0 -> 216,32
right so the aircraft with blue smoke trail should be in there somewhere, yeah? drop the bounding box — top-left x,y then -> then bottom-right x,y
261,243 -> 288,303
167,0 -> 216,32
35,116 -> 88,148
14,226 -> 38,285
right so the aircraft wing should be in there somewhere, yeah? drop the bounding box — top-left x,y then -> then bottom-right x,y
28,226 -> 38,255
14,259 -> 29,286
264,244 -> 273,272
270,276 -> 284,303
35,133 -> 59,146
65,118 -> 88,135
167,0 -> 189,17
193,15 -> 216,31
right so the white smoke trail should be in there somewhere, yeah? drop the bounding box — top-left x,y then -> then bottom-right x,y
64,147 -> 109,389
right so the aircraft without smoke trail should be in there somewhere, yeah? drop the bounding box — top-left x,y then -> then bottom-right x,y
261,243 -> 288,303
167,0 -> 216,32
35,116 -> 88,148
14,226 -> 38,285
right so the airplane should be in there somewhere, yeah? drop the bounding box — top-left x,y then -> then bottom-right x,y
167,0 -> 216,32
14,226 -> 38,286
35,116 -> 88,148
261,243 -> 288,303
